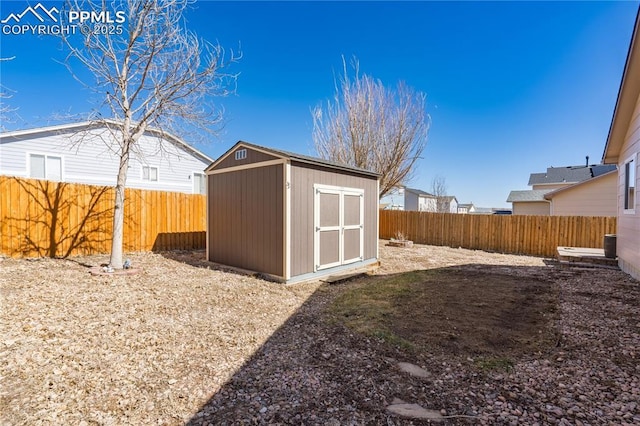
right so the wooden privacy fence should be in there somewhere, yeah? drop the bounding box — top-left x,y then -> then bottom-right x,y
380,210 -> 617,258
0,176 -> 206,258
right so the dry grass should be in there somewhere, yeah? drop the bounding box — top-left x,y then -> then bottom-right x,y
0,251 -> 319,425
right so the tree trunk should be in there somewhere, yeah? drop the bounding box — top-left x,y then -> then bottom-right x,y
109,146 -> 130,269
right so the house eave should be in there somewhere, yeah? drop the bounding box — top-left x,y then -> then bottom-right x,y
0,119 -> 213,164
603,8 -> 640,164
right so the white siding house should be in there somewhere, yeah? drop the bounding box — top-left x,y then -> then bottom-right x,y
0,121 -> 212,194
603,10 -> 640,280
404,187 -> 437,212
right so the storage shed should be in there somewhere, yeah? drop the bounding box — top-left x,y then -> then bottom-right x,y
205,141 -> 380,283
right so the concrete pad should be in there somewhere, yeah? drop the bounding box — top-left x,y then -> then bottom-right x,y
398,362 -> 430,378
387,403 -> 443,421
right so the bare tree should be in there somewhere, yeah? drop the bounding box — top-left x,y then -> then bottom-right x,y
62,0 -> 239,269
312,58 -> 429,199
430,175 -> 449,212
0,56 -> 17,130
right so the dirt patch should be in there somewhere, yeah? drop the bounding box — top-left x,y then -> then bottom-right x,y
333,268 -> 559,360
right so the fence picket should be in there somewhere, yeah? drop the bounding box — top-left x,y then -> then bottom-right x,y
0,176 -> 207,258
380,210 -> 616,258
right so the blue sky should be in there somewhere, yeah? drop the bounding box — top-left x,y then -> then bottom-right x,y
1,1 -> 638,207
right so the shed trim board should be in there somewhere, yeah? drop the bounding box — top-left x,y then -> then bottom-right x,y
206,141 -> 379,283
284,162 -> 291,280
313,184 -> 365,272
205,159 -> 286,175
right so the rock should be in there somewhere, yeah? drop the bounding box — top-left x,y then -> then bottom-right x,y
397,362 -> 430,378
386,403 -> 443,422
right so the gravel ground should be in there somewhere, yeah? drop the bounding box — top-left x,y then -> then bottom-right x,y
1,242 -> 639,425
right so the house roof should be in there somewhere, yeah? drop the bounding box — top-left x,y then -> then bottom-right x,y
603,7 -> 640,163
458,203 -> 474,209
404,187 -> 435,197
206,140 -> 380,178
0,119 -> 214,163
507,190 -> 552,203
527,164 -> 616,186
543,169 -> 617,200
439,195 -> 458,203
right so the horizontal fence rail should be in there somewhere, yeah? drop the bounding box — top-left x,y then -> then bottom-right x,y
380,210 -> 617,258
0,176 -> 206,258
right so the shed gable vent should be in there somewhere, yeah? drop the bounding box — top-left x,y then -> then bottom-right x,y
235,149 -> 247,160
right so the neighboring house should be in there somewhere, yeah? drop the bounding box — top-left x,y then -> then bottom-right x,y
457,203 -> 475,214
507,190 -> 552,215
404,187 -> 437,212
507,163 -> 617,215
602,10 -> 640,280
437,195 -> 458,214
543,170 -> 618,216
0,120 -> 213,194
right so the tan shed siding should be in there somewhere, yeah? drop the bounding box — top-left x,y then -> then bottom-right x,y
617,92 -> 640,279
212,146 -> 279,171
289,162 -> 378,277
550,172 -> 617,216
208,164 -> 284,276
512,202 -> 550,216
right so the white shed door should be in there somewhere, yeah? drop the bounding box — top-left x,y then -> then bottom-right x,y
314,184 -> 364,271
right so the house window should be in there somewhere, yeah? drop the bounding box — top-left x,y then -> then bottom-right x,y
235,149 -> 247,160
624,156 -> 636,211
29,153 -> 62,181
142,166 -> 158,182
194,172 -> 206,194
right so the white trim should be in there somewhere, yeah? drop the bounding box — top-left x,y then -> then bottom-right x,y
192,171 -> 206,195
26,151 -> 64,181
623,152 -> 637,215
141,165 -> 159,182
313,184 -> 365,272
376,179 -> 380,261
205,159 -> 286,175
205,173 -> 210,261
284,162 -> 291,280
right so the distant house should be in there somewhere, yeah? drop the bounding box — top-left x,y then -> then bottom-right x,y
404,187 -> 437,212
0,120 -> 212,194
602,9 -> 640,280
507,163 -> 616,215
437,195 -> 458,214
543,169 -> 617,216
457,202 -> 475,214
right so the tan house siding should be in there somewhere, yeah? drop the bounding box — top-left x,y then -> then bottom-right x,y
513,201 -> 550,216
531,183 -> 572,191
617,93 -> 640,279
549,172 -> 617,216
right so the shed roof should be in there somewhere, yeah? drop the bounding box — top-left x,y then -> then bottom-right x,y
507,190 -> 552,203
206,141 -> 380,178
